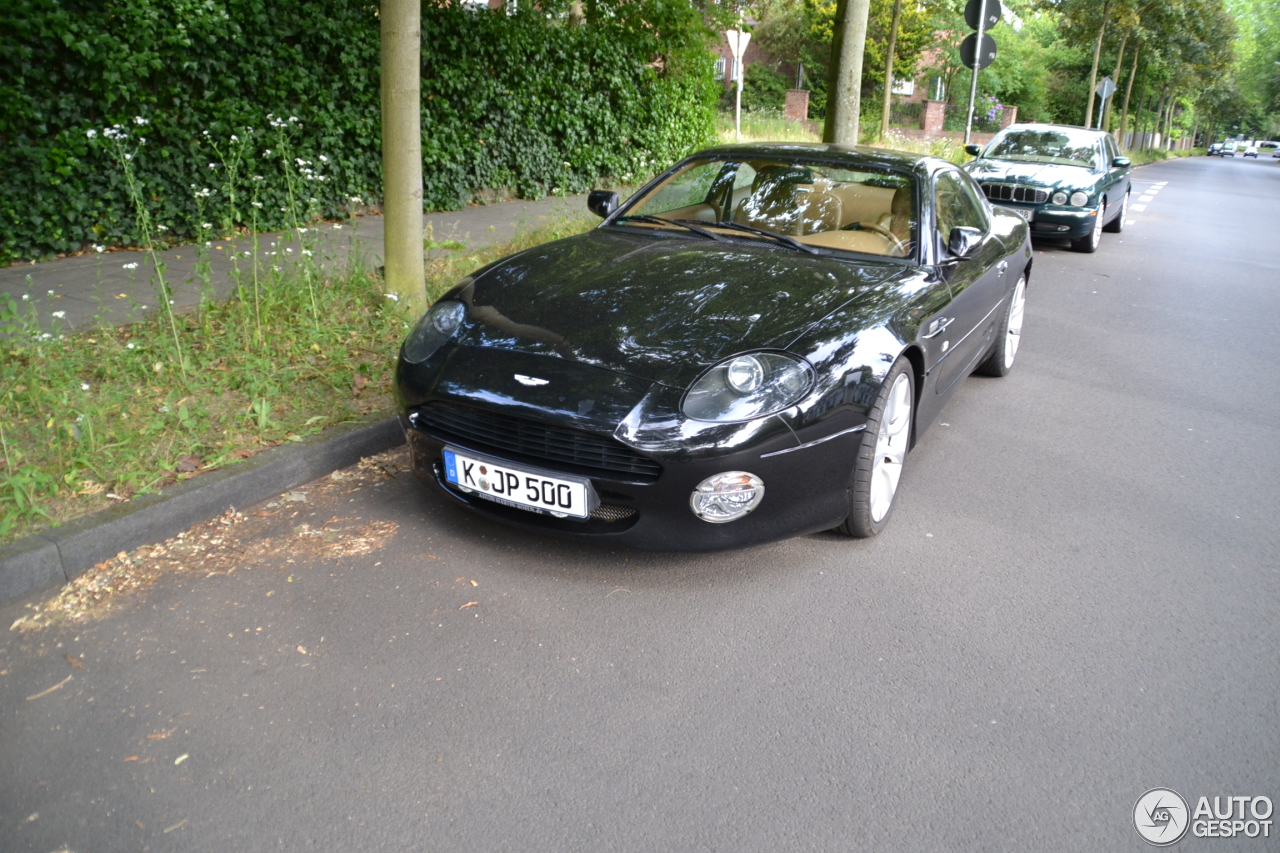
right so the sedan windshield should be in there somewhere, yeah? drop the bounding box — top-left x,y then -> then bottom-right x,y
984,128 -> 1103,169
616,157 -> 918,258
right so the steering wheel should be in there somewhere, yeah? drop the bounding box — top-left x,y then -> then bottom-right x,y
844,220 -> 908,256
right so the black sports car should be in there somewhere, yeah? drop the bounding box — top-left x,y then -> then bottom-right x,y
395,143 -> 1032,550
963,123 -> 1131,253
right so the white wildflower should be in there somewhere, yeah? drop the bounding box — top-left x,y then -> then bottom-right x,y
332,224 -> 343,230
123,262 -> 139,269
127,342 -> 136,349
40,332 -> 52,340
93,244 -> 105,253
86,129 -> 97,139
22,293 -> 29,300
52,310 -> 66,318
124,153 -> 132,161
81,382 -> 91,391
47,289 -> 55,295
285,247 -> 294,253
318,155 -> 328,162
156,224 -> 167,232
134,116 -> 149,126
202,222 -> 213,229
230,134 -> 239,142
385,293 -> 400,301
208,162 -> 217,169
301,249 -> 313,257
251,201 -> 263,209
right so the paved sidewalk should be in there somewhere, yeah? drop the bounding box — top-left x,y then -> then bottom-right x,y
0,192 -> 599,331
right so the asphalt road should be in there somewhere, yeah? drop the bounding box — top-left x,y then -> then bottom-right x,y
3,154 -> 1279,852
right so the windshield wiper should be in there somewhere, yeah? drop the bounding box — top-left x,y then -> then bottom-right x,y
613,214 -> 725,242
705,220 -> 820,254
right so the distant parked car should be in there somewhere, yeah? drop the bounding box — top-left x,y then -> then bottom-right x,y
1208,142 -> 1223,156
963,122 -> 1132,253
1223,142 -> 1238,157
1243,145 -> 1259,158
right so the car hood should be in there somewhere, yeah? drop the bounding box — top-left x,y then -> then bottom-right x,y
965,158 -> 1099,190
455,229 -> 908,387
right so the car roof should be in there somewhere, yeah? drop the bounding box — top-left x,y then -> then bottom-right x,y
997,122 -> 1111,137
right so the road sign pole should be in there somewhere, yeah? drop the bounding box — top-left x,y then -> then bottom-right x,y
964,0 -> 987,146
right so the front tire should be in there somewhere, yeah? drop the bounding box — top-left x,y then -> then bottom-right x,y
834,358 -> 914,538
975,274 -> 1027,377
1071,201 -> 1105,253
1103,191 -> 1127,233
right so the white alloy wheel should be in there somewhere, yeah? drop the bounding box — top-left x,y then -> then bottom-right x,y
1104,191 -> 1128,233
1002,276 -> 1027,369
869,371 -> 913,523
1072,201 -> 1105,252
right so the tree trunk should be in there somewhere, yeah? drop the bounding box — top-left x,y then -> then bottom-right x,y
381,0 -> 425,313
879,0 -> 903,141
1117,44 -> 1140,148
1084,0 -> 1111,128
1102,32 -> 1126,131
823,0 -> 873,144
569,0 -> 584,25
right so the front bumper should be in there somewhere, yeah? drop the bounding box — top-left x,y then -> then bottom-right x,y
1026,205 -> 1098,239
402,409 -> 864,551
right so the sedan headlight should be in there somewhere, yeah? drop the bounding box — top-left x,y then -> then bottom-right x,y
1069,191 -> 1090,207
402,300 -> 467,363
682,352 -> 813,422
1051,191 -> 1068,205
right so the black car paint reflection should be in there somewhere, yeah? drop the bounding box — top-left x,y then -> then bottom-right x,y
395,143 -> 1032,550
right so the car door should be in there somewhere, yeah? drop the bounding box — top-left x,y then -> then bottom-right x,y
1103,135 -> 1130,221
929,168 -> 1010,397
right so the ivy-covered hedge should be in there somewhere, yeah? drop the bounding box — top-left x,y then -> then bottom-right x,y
0,0 -> 718,264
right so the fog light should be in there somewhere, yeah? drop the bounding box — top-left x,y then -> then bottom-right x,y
690,471 -> 765,523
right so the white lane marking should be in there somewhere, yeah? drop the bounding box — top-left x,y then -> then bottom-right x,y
1138,195 -> 1155,202
1130,204 -> 1147,212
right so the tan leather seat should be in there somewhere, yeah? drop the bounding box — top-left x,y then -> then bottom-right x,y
874,187 -> 914,257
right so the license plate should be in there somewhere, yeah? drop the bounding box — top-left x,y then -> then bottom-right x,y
1013,207 -> 1034,222
442,447 -> 595,519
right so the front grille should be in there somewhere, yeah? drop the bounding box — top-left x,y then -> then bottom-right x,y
413,402 -> 662,483
980,183 -> 1049,205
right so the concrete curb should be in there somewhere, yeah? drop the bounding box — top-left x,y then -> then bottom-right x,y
0,416 -> 406,608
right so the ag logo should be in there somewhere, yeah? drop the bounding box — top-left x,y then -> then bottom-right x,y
1134,788 -> 1190,846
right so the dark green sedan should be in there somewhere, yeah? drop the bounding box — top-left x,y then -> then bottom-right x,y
962,123 -> 1131,253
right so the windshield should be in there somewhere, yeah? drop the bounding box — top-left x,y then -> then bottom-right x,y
616,156 -> 918,258
984,128 -> 1103,169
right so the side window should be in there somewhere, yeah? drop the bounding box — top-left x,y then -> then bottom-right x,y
934,170 -> 988,244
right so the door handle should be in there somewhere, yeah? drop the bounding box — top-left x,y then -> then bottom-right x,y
922,317 -> 953,339
997,260 -> 1009,275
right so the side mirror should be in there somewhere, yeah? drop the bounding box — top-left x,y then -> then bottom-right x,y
948,226 -> 983,258
588,190 -> 620,219
1112,156 -> 1131,168
964,144 -> 983,157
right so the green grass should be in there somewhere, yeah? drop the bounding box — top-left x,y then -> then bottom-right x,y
716,110 -> 821,144
0,215 -> 596,546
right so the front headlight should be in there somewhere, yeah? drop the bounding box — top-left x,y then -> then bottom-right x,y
682,352 -> 814,422
402,300 -> 466,363
1069,191 -> 1090,207
1051,191 -> 1068,205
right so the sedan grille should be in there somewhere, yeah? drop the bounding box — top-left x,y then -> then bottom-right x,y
980,183 -> 1049,205
413,402 -> 662,483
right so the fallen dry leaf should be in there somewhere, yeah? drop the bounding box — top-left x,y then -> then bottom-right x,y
63,654 -> 86,670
